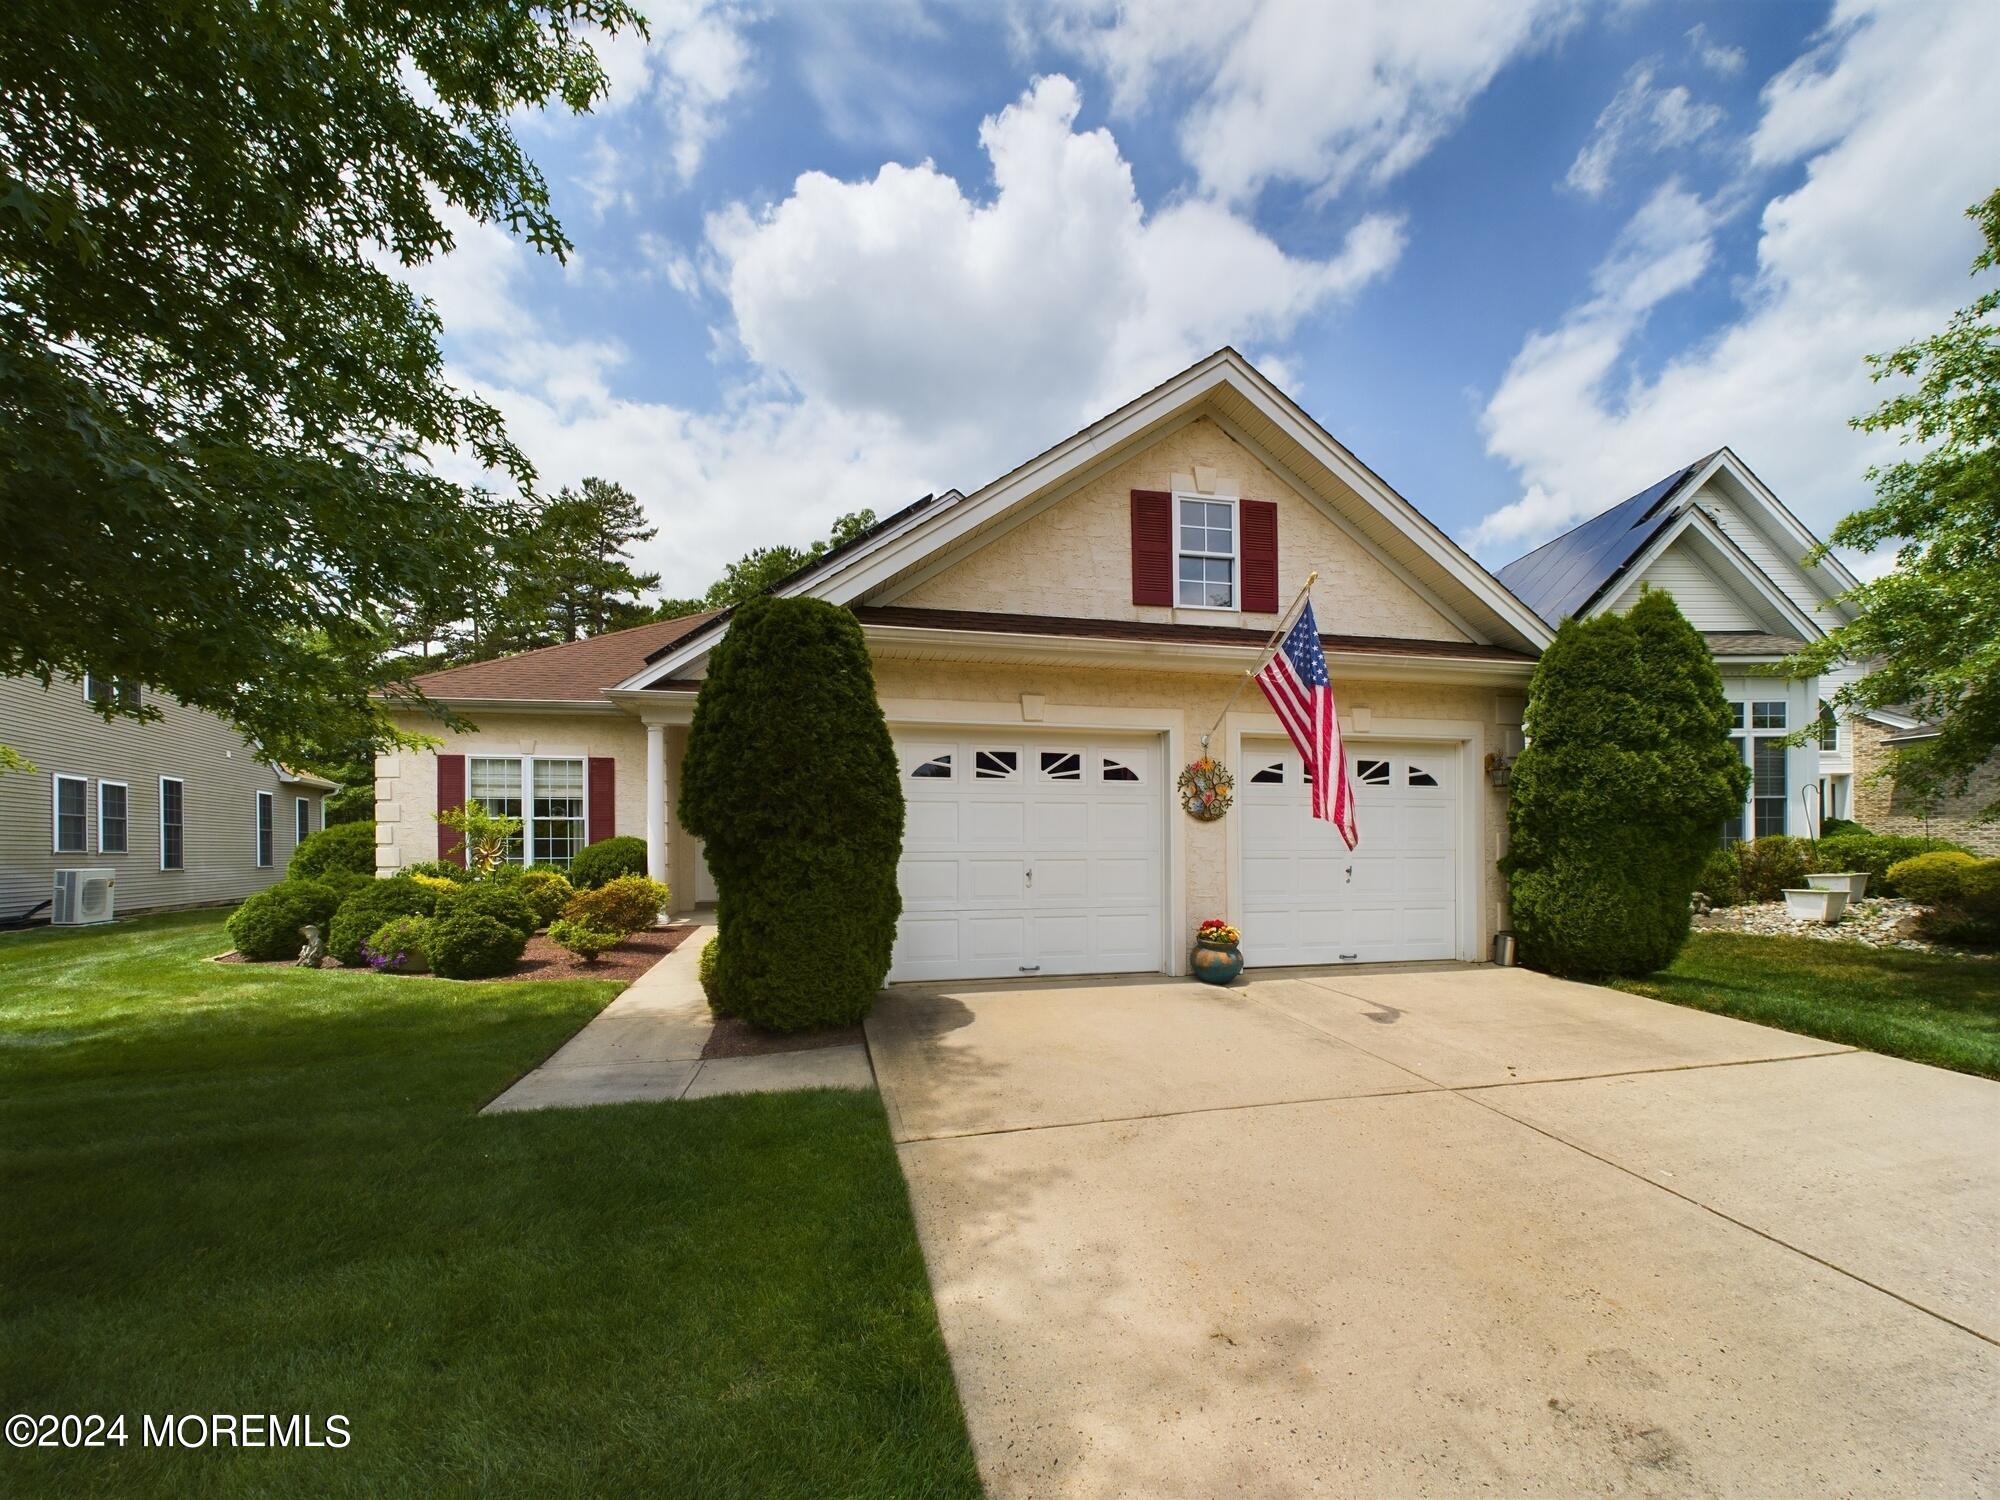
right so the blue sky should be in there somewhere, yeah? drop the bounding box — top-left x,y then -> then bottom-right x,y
405,0 -> 2000,596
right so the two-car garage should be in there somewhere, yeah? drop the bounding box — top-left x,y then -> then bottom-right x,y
887,728 -> 1463,982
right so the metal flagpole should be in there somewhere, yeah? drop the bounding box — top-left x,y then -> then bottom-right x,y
1198,570 -> 1318,751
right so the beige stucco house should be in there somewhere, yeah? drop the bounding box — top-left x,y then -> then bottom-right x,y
383,350 -> 1552,979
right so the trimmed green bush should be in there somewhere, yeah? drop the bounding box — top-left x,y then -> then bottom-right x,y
1810,833 -> 1972,894
547,917 -> 622,963
515,869 -> 575,927
680,596 -> 903,1029
1886,850 -> 1977,908
329,878 -> 442,967
1923,859 -> 2000,946
227,880 -> 342,961
313,868 -> 374,904
435,881 -> 538,941
567,836 -> 647,890
429,908 -> 527,979
560,875 -> 669,935
364,915 -> 434,973
402,858 -> 472,884
1502,592 -> 1748,979
1821,817 -> 1871,838
1695,847 -> 1742,907
288,820 -> 375,881
698,935 -> 723,1010
1736,835 -> 1810,903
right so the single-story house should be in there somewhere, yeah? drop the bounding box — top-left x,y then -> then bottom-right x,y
380,348 -> 1900,980
0,674 -> 336,921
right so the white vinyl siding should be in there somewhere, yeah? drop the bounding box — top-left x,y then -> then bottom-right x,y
1611,541 -> 1762,629
98,781 -> 129,854
53,774 -> 88,853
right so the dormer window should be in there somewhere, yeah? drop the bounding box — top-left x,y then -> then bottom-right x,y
1177,497 -> 1236,609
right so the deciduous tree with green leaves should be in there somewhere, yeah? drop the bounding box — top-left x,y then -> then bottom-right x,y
1795,188 -> 2000,820
655,509 -> 878,619
0,0 -> 644,768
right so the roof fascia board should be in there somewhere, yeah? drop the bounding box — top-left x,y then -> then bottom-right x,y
1698,448 -> 1864,600
860,622 -> 1535,686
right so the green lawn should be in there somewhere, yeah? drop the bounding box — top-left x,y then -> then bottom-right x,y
0,912 -> 979,1499
1614,931 -> 2000,1080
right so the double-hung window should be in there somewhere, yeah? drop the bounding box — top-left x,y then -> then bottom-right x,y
53,774 -> 87,853
468,755 -> 587,869
99,782 -> 129,854
160,777 -> 185,870
1817,700 -> 1839,752
1176,497 -> 1236,609
1723,701 -> 1790,843
82,675 -> 141,710
255,791 -> 274,867
295,796 -> 311,847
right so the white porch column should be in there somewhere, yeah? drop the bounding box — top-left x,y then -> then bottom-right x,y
645,722 -> 667,886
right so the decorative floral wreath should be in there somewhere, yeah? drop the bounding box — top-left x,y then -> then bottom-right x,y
1176,755 -> 1235,821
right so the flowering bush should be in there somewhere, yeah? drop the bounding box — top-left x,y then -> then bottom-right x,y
362,915 -> 433,973
1196,918 -> 1240,947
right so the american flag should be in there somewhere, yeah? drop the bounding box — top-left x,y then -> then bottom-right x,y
1254,598 -> 1357,848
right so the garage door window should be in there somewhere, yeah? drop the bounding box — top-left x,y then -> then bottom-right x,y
910,753 -> 953,779
1355,758 -> 1391,785
1407,766 -> 1438,787
1039,751 -> 1081,781
1250,762 -> 1284,784
974,749 -> 1019,780
1101,755 -> 1142,783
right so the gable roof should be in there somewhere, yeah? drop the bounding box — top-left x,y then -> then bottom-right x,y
405,612 -> 719,704
625,348 -> 1556,688
1494,461 -> 1704,626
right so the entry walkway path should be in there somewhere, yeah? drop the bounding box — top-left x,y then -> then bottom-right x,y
483,921 -> 873,1112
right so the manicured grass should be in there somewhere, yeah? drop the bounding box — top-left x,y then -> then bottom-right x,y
1,912 -> 978,1499
1613,931 -> 2000,1080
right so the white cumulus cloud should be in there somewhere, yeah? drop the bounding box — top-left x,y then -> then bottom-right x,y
1472,0 -> 2000,562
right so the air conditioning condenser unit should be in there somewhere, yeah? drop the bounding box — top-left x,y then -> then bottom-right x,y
52,869 -> 115,926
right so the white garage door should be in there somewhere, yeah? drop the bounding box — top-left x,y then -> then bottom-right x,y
891,732 -> 1164,982
1241,738 -> 1458,965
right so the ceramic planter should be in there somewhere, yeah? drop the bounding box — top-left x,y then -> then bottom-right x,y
1782,887 -> 1850,924
1191,938 -> 1244,985
1806,871 -> 1870,901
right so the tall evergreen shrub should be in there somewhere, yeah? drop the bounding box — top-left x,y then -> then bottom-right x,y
1503,591 -> 1749,978
678,597 -> 904,1030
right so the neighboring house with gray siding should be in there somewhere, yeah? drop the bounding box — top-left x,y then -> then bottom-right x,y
0,675 -> 335,921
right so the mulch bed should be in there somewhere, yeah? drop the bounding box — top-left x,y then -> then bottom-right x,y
215,923 -> 697,982
702,1017 -> 866,1059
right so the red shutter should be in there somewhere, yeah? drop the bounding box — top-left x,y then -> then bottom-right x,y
587,757 -> 616,845
1240,499 -> 1279,613
436,754 -> 466,867
1130,490 -> 1173,606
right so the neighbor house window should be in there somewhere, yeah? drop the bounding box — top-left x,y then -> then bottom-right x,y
1176,496 -> 1236,609
255,791 -> 274,867
468,755 -> 587,868
99,782 -> 128,854
82,675 -> 141,710
1723,702 -> 1790,843
160,778 -> 185,870
53,774 -> 87,853
1817,700 -> 1839,752
295,796 -> 311,846
531,758 -> 586,866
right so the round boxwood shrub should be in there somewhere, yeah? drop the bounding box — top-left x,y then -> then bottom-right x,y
515,869 -> 575,928
1820,817 -> 1871,838
1923,859 -> 2000,946
402,859 -> 472,884
1811,833 -> 1972,894
364,915 -> 434,973
548,917 -> 621,963
329,878 -> 442,967
227,880 -> 342,961
289,820 -> 375,881
314,868 -> 374,905
560,875 -> 668,935
698,935 -> 723,1010
680,596 -> 903,1030
1694,847 -> 1742,908
1886,850 -> 1977,908
1502,592 -> 1748,980
567,836 -> 647,890
429,908 -> 527,979
435,882 -> 539,941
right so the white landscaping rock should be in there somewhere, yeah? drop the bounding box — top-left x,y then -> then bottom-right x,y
1692,896 -> 1995,959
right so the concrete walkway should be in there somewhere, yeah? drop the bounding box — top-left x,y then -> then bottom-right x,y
482,922 -> 873,1112
870,964 -> 2000,1498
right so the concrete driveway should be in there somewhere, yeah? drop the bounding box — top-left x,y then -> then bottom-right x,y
867,965 -> 2000,1497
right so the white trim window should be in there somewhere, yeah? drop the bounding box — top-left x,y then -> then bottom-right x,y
53,774 -> 88,853
468,755 -> 587,868
82,675 -> 141,710
1176,495 -> 1237,609
295,796 -> 311,847
160,777 -> 185,870
255,790 -> 274,867
98,781 -> 129,854
1817,700 -> 1839,753
1723,701 -> 1789,843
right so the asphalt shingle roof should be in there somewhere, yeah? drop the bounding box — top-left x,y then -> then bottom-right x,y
406,612 -> 719,703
